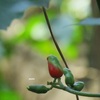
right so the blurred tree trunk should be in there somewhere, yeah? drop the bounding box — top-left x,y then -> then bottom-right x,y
89,0 -> 100,69
88,0 -> 100,91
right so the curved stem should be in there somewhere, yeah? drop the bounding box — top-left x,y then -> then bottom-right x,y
51,81 -> 100,97
48,80 -> 100,97
63,86 -> 100,97
42,7 -> 69,68
53,78 -> 57,83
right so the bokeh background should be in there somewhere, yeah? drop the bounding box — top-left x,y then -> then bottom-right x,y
0,0 -> 100,100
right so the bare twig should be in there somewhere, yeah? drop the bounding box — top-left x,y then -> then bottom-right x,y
76,95 -> 79,100
42,7 -> 68,68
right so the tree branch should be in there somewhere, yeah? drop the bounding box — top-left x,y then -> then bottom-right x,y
42,7 -> 69,68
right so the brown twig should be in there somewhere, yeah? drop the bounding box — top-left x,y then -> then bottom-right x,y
76,95 -> 79,100
42,7 -> 68,68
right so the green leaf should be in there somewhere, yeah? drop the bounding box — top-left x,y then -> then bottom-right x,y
0,0 -> 50,29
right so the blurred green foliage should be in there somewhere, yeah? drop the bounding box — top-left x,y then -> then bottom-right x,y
0,90 -> 21,100
0,72 -> 22,100
0,0 -> 98,99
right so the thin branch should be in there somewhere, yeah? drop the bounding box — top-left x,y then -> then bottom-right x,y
42,7 -> 68,68
42,7 -> 79,100
48,80 -> 100,97
76,95 -> 79,100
